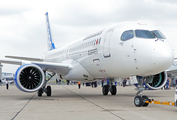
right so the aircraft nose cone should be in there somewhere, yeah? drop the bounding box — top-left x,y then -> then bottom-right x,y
152,41 -> 174,72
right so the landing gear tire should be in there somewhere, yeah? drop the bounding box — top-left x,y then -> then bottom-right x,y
38,88 -> 43,97
102,85 -> 109,95
47,86 -> 51,96
134,96 -> 143,107
142,95 -> 149,107
111,85 -> 117,95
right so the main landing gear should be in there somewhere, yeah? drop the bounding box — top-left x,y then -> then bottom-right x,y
38,85 -> 52,97
102,78 -> 117,95
134,77 -> 150,107
38,71 -> 55,97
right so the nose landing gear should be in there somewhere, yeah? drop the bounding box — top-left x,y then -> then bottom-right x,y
134,95 -> 150,107
134,77 -> 150,107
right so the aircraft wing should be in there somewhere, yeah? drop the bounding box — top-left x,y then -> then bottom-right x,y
0,59 -> 71,75
5,55 -> 43,62
166,68 -> 177,77
0,59 -> 22,65
166,60 -> 177,77
32,62 -> 71,75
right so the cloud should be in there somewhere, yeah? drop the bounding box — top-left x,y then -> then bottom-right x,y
1,0 -> 177,73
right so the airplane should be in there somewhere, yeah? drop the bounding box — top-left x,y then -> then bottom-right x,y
1,76 -> 15,84
0,12 -> 174,107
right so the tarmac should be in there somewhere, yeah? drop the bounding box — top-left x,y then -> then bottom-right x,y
0,84 -> 177,120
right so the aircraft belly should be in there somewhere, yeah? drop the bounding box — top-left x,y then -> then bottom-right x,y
62,59 -> 93,81
78,56 -> 103,77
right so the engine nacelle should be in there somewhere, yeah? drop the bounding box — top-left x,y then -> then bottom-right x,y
145,71 -> 167,90
15,64 -> 45,92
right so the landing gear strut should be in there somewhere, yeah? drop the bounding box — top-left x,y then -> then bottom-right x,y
38,71 -> 55,97
134,77 -> 150,107
102,78 -> 117,95
38,85 -> 52,96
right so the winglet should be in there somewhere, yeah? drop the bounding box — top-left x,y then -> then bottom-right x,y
45,12 -> 56,51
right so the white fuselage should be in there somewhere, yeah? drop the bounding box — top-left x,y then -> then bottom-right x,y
44,22 -> 174,81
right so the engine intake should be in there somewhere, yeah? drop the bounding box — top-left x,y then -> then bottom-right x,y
145,71 -> 167,90
15,64 -> 45,92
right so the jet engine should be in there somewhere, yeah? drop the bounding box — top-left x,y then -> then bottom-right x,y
14,64 -> 45,92
145,71 -> 167,90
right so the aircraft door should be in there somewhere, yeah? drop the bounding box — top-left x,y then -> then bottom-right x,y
66,46 -> 71,59
62,46 -> 70,59
103,30 -> 113,58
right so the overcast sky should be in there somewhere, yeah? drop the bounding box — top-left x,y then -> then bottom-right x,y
1,0 -> 177,73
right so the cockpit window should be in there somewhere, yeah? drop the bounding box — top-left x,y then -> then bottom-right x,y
135,30 -> 156,39
121,30 -> 134,41
151,30 -> 166,39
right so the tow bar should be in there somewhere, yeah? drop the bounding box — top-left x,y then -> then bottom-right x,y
145,87 -> 177,106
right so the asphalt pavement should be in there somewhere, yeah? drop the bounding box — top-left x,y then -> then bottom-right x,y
0,84 -> 176,120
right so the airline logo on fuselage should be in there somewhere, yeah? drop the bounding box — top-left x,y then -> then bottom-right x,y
96,38 -> 99,45
87,38 -> 101,55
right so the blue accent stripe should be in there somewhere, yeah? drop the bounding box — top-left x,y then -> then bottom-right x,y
15,64 -> 31,92
45,12 -> 56,51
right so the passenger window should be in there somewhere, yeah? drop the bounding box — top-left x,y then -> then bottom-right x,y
121,30 -> 134,41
